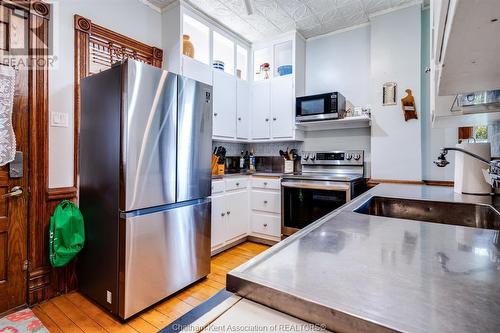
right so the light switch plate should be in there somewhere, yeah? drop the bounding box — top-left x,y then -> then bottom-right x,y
51,112 -> 69,127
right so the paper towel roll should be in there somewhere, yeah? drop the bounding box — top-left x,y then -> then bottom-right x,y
454,142 -> 491,195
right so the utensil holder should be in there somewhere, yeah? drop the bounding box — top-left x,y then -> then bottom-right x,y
217,164 -> 225,175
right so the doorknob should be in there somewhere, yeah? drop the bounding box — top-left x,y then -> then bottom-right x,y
3,186 -> 23,198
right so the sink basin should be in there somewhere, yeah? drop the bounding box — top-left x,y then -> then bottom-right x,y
354,196 -> 500,230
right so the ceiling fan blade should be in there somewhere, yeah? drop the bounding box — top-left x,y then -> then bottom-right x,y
244,0 -> 254,15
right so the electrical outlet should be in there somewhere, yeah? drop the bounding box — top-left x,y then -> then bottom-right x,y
106,290 -> 112,304
51,112 -> 69,128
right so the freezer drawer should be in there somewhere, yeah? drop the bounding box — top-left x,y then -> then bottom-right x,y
121,200 -> 211,319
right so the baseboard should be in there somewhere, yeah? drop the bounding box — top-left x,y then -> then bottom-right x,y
211,235 -> 279,256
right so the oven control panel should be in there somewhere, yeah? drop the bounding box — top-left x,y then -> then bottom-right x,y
302,150 -> 364,165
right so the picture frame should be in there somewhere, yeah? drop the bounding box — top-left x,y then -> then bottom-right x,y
383,82 -> 397,106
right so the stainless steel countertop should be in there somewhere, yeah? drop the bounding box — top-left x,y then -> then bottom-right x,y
227,184 -> 500,333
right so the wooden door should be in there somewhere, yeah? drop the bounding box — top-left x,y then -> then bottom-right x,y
0,4 -> 29,314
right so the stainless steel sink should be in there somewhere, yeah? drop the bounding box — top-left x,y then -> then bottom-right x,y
354,196 -> 500,230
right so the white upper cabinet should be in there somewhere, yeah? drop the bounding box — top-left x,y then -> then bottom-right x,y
182,56 -> 212,85
431,0 -> 500,127
251,80 -> 271,140
250,32 -> 305,141
271,76 -> 294,139
213,70 -> 237,139
237,79 -> 250,140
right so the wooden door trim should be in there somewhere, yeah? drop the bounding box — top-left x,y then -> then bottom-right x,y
73,15 -> 163,192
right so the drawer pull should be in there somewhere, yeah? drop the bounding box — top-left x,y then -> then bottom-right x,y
227,211 -> 231,215
263,223 -> 268,227
236,182 -> 240,186
221,212 -> 225,217
263,182 -> 268,186
264,200 -> 268,204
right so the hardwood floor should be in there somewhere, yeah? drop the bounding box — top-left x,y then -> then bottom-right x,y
32,242 -> 269,332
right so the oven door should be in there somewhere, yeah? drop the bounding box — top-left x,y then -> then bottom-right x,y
281,180 -> 351,236
296,93 -> 337,122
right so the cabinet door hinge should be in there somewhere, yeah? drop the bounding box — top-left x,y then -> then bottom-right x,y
22,260 -> 30,271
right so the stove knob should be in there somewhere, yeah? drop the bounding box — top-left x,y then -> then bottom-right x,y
310,153 -> 316,161
303,154 -> 309,161
354,154 -> 361,161
346,154 -> 353,160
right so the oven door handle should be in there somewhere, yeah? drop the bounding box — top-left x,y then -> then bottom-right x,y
281,181 -> 350,191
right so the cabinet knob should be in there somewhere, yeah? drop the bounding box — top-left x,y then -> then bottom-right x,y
214,113 -> 218,117
227,211 -> 231,215
236,182 -> 240,186
265,118 -> 269,122
238,117 -> 242,121
273,117 -> 277,121
264,200 -> 268,204
263,223 -> 268,227
263,182 -> 268,186
221,212 -> 225,217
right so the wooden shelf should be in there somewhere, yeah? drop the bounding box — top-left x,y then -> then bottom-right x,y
296,116 -> 371,131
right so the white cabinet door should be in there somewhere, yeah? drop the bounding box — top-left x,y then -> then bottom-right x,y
236,79 -> 250,140
271,76 -> 294,139
225,191 -> 249,241
251,80 -> 271,139
211,195 -> 226,249
213,70 -> 237,139
182,56 -> 213,86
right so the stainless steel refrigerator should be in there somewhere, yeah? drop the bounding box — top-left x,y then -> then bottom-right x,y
78,59 -> 213,319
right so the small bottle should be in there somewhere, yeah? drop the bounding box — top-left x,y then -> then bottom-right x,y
249,149 -> 256,171
239,151 -> 245,169
244,151 -> 249,170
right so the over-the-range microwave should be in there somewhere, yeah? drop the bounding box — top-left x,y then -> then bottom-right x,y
296,92 -> 346,122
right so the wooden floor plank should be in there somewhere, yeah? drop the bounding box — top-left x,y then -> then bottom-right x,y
52,296 -> 107,332
32,306 -> 64,333
127,317 -> 158,333
38,301 -> 84,333
66,292 -> 137,333
35,242 -> 269,333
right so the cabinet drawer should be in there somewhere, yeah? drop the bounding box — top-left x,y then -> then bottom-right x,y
211,180 -> 225,194
251,213 -> 281,238
251,177 -> 280,190
251,191 -> 280,213
225,178 -> 248,192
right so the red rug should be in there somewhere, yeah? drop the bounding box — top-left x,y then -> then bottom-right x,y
0,309 -> 48,333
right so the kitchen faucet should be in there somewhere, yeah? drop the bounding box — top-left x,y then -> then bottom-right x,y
434,147 -> 500,188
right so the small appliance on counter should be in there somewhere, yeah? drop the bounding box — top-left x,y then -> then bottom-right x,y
281,150 -> 366,237
454,142 -> 492,195
296,91 -> 346,122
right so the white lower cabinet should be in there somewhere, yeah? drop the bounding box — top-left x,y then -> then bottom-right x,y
251,213 -> 281,238
211,176 -> 281,254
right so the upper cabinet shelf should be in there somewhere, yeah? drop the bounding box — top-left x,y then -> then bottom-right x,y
162,2 -> 251,82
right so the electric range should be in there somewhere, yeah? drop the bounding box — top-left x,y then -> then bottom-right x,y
281,150 -> 366,237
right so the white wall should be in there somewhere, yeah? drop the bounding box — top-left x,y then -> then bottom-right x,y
49,0 -> 161,188
306,25 -> 371,106
370,5 -> 422,181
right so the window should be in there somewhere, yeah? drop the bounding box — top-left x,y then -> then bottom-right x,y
212,31 -> 234,75
182,14 -> 209,64
236,45 -> 247,80
474,125 -> 488,142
